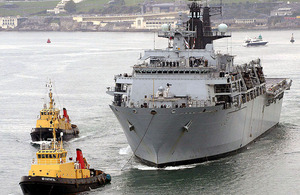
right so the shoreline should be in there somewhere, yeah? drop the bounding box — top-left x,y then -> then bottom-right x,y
1,27 -> 299,33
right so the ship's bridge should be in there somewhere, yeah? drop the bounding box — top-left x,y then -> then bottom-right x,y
140,44 -> 217,68
36,148 -> 67,165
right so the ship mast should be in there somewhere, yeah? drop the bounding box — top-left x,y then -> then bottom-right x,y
48,81 -> 54,109
187,0 -> 230,49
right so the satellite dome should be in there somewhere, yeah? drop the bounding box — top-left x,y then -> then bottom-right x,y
158,86 -> 165,92
218,23 -> 228,33
161,24 -> 170,32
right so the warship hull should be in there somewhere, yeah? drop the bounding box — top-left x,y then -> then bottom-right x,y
30,126 -> 79,142
20,175 -> 110,195
110,93 -> 284,167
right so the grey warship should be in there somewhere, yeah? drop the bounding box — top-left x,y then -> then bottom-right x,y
107,2 -> 292,167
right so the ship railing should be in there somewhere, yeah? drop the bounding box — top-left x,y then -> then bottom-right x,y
129,99 -> 213,108
106,87 -> 126,93
215,88 -> 231,93
203,31 -> 231,37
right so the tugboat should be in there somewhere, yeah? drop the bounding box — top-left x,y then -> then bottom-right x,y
47,38 -> 51,43
30,81 -> 79,143
243,34 -> 268,46
20,124 -> 111,194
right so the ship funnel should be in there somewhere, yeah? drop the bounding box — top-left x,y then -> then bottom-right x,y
63,108 -> 70,123
76,148 -> 86,169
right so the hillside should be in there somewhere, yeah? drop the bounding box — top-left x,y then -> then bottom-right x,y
0,1 -> 59,16
0,0 -> 298,16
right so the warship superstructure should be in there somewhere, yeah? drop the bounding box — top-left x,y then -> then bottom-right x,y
107,2 -> 292,167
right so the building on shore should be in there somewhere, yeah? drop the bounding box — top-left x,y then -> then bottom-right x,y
0,16 -> 18,29
47,0 -> 82,14
73,12 -> 183,31
143,2 -> 187,14
270,8 -> 293,17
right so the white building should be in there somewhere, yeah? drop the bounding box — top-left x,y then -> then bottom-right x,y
47,0 -> 77,14
134,17 -> 176,30
0,17 -> 18,29
271,8 -> 293,16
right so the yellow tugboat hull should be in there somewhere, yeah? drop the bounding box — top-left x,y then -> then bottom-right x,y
19,174 -> 111,195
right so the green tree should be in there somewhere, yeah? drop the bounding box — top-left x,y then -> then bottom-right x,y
65,0 -> 76,13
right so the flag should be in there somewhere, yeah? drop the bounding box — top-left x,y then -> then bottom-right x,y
184,39 -> 189,49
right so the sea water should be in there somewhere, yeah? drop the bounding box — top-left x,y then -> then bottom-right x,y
0,30 -> 299,195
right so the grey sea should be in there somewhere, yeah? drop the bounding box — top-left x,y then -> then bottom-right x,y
0,30 -> 300,195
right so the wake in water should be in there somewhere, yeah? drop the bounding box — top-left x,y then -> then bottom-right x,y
67,134 -> 89,143
119,145 -> 131,155
30,140 -> 51,147
134,164 -> 196,171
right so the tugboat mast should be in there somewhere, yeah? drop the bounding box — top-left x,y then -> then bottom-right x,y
47,81 -> 54,109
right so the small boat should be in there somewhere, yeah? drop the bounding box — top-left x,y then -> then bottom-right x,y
30,81 -> 79,142
20,126 -> 111,194
290,33 -> 295,43
243,34 -> 268,47
47,39 -> 51,43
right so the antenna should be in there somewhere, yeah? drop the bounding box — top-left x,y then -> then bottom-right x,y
220,0 -> 223,19
153,32 -> 155,50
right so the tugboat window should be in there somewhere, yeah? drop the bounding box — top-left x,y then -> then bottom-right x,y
42,154 -> 45,158
53,154 -> 56,158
